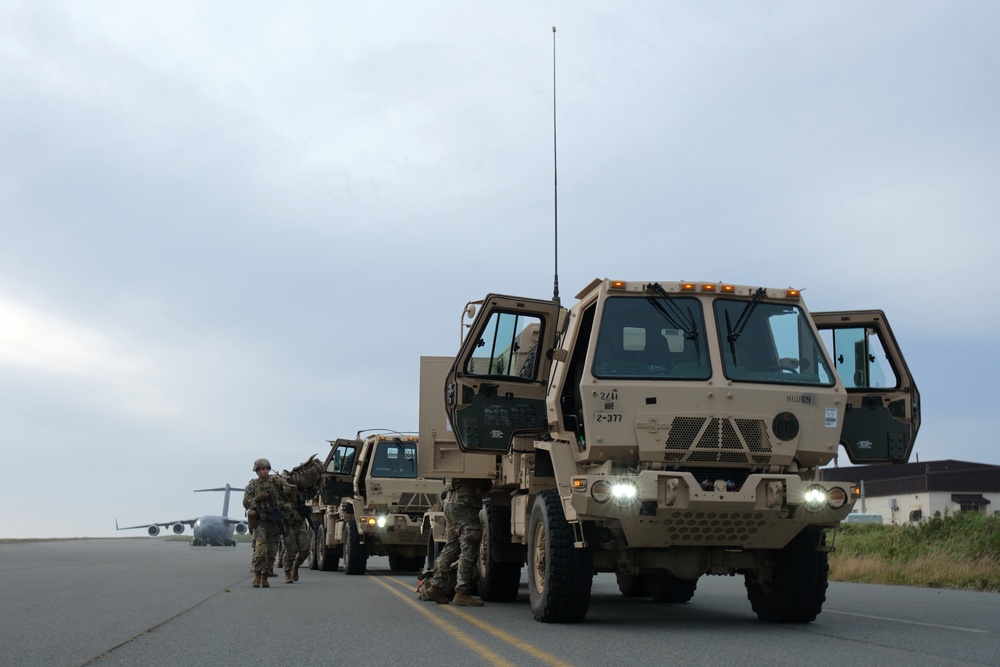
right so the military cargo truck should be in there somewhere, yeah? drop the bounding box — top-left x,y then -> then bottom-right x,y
419,279 -> 919,623
309,433 -> 445,575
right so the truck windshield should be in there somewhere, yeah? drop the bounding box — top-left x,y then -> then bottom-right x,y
593,296 -> 711,379
713,299 -> 834,386
370,442 -> 418,479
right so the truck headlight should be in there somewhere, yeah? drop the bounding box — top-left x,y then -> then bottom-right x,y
376,516 -> 387,528
591,480 -> 611,504
611,480 -> 639,507
802,486 -> 829,512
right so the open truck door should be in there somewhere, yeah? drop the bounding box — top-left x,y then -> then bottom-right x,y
446,294 -> 562,454
813,310 -> 920,463
320,438 -> 362,506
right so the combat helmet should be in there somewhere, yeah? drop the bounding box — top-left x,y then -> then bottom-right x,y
253,457 -> 272,471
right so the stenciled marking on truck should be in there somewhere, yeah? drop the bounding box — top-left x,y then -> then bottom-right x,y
786,394 -> 813,405
481,403 -> 541,428
595,412 -> 623,423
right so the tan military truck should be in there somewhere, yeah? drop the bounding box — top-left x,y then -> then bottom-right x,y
309,432 -> 445,575
419,279 -> 919,623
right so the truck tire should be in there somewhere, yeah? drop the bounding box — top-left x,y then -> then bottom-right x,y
647,572 -> 697,603
308,528 -> 319,570
615,572 -> 650,597
745,525 -> 828,623
388,553 -> 405,572
343,519 -> 368,575
527,489 -> 593,623
425,530 -> 440,570
478,500 -> 521,602
316,523 -> 339,572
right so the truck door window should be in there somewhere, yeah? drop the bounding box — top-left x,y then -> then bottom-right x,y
714,299 -> 834,386
819,326 -> 898,389
465,311 -> 542,380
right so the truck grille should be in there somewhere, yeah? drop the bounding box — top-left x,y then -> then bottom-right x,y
394,492 -> 436,519
662,417 -> 772,466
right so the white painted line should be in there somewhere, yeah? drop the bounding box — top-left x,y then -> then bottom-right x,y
826,610 -> 990,634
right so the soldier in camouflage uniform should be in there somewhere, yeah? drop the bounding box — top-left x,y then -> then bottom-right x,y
243,458 -> 292,588
425,478 -> 492,606
279,473 -> 311,584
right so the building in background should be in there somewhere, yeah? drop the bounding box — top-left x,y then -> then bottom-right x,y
822,460 -> 1000,524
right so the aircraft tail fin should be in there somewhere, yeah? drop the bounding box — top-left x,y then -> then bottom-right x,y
194,484 -> 239,519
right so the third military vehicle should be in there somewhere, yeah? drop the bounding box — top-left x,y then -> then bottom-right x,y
311,432 -> 444,574
419,278 -> 919,623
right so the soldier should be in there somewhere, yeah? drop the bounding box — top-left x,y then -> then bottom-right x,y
279,473 -> 311,583
424,478 -> 492,606
243,458 -> 291,588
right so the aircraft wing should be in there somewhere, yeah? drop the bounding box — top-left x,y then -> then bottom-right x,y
115,519 -> 198,531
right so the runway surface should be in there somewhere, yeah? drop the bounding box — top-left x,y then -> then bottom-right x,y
2,538 -> 998,666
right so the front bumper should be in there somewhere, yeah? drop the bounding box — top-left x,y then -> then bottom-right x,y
568,472 -> 854,549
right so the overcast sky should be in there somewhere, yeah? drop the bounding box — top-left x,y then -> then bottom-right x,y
3,2 -> 998,539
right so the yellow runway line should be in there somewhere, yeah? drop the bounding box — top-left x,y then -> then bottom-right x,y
381,576 -> 574,667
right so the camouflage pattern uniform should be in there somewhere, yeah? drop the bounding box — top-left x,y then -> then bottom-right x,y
280,478 -> 312,583
430,479 -> 491,598
243,462 -> 291,584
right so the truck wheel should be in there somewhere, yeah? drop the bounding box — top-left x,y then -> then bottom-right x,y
527,489 -> 593,623
388,553 -> 405,571
745,526 -> 828,623
478,500 -> 522,602
647,572 -> 697,603
308,528 -> 319,571
615,572 -> 650,597
425,530 -> 440,571
343,520 -> 368,575
317,524 -> 339,572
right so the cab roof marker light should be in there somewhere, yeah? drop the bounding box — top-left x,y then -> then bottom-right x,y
721,284 -> 736,293
785,288 -> 801,299
700,284 -> 716,292
610,281 -> 627,289
680,283 -> 696,292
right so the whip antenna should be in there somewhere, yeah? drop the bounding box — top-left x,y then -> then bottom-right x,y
552,26 -> 560,305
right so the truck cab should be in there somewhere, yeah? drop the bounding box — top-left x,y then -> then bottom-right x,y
435,279 -> 919,623
310,433 -> 445,574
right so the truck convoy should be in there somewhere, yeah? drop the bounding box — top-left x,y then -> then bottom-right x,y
309,432 -> 444,575
418,278 -> 919,624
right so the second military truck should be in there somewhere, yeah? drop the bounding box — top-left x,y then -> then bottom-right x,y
419,278 -> 920,623
310,432 -> 444,574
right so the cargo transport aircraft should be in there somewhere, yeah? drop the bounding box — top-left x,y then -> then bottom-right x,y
115,484 -> 248,546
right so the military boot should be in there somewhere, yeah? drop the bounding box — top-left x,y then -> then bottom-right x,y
284,569 -> 294,584
453,592 -> 484,607
424,585 -> 450,605
260,573 -> 270,588
252,572 -> 261,588
292,563 -> 300,582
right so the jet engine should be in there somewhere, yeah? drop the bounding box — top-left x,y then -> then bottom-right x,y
235,523 -> 248,535
147,525 -> 160,537
171,523 -> 186,535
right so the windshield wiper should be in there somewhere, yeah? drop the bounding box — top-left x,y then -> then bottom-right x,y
644,283 -> 701,356
725,287 -> 767,365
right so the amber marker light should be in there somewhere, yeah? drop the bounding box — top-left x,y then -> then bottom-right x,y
721,284 -> 736,293
680,283 -> 696,292
700,284 -> 716,292
571,477 -> 588,492
610,280 -> 627,289
784,288 -> 801,299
